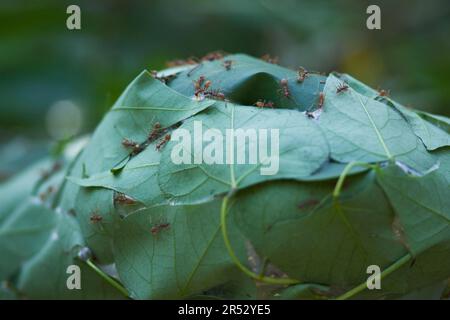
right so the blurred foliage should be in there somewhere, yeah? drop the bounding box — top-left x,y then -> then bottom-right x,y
1,0 -> 450,179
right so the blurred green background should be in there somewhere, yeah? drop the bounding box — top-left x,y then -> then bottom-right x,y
1,0 -> 449,180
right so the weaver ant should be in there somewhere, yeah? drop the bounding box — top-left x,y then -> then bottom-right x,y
261,54 -> 279,64
378,88 -> 390,97
336,82 -> 349,94
203,80 -> 212,91
194,75 -> 205,90
193,76 -> 207,96
297,67 -> 309,83
38,185 -> 55,202
122,138 -> 144,155
318,92 -> 325,108
148,122 -> 162,141
254,100 -> 274,108
204,89 -> 226,101
156,134 -> 171,151
90,211 -> 103,224
279,78 -> 290,98
114,193 -> 136,205
150,222 -> 170,236
166,57 -> 198,67
40,161 -> 62,180
201,51 -> 225,62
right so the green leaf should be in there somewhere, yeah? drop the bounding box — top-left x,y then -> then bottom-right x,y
230,171 -> 406,288
355,239 -> 450,299
158,103 -> 329,204
319,75 -> 436,173
396,106 -> 449,151
338,73 -> 450,151
72,187 -> 117,264
113,199 -> 246,299
0,200 -> 58,280
0,159 -> 52,224
16,212 -> 123,299
376,164 -> 450,254
68,141 -> 165,207
336,73 -> 378,99
416,111 -> 450,135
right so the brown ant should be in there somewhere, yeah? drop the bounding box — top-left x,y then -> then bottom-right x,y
378,88 -> 390,97
318,92 -> 325,108
150,222 -> 170,236
193,76 -> 225,100
223,60 -> 233,71
40,161 -> 62,180
254,100 -> 274,108
203,80 -> 212,91
297,67 -> 309,83
261,54 -> 279,64
122,138 -> 143,155
336,82 -> 349,94
201,51 -> 226,62
204,89 -> 226,101
194,76 -> 207,96
194,75 -> 205,90
148,122 -> 162,141
90,211 -> 103,224
156,134 -> 171,151
38,185 -> 56,202
166,57 -> 198,67
279,78 -> 290,98
114,193 -> 136,205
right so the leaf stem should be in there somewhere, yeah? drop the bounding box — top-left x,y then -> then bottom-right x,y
220,194 -> 300,285
85,259 -> 130,298
333,161 -> 374,199
336,253 -> 412,300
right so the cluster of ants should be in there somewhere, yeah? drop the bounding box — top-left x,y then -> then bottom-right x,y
261,54 -> 279,64
121,122 -> 171,158
166,50 -> 227,67
276,67 -> 316,102
165,52 -> 391,115
193,75 -> 226,101
282,66 -> 390,118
